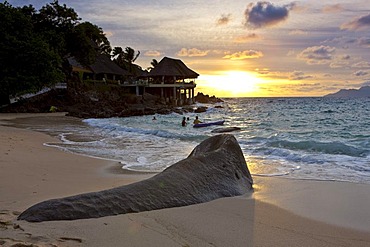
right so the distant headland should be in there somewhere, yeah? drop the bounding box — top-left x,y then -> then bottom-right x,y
324,86 -> 370,98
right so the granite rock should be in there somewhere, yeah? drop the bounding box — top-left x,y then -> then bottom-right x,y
18,134 -> 253,222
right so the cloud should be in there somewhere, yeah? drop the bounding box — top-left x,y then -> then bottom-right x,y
217,14 -> 232,26
289,71 -> 313,80
177,48 -> 209,57
144,50 -> 161,57
322,4 -> 344,13
234,33 -> 261,43
287,50 -> 296,56
352,61 -> 370,68
330,54 -> 351,68
354,70 -> 370,76
244,1 -> 295,29
255,68 -> 270,75
341,14 -> 370,30
104,31 -> 114,38
330,60 -> 349,68
223,50 -> 263,60
358,37 -> 370,47
340,54 -> 351,60
289,29 -> 308,36
294,83 -> 321,92
297,45 -> 336,65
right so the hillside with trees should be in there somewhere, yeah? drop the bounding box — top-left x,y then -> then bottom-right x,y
0,1 -> 220,117
0,1 -> 145,106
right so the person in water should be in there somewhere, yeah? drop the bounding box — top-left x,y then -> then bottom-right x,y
193,116 -> 202,124
182,117 -> 187,127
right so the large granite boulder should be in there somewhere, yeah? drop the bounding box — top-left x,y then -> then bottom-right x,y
18,134 -> 253,222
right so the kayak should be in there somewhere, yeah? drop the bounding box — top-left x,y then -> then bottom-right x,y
193,120 -> 225,128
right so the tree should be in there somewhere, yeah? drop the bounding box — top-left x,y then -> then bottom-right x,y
149,59 -> 159,71
33,1 -> 111,63
112,46 -> 141,74
151,59 -> 158,68
35,0 -> 80,56
69,22 -> 111,65
123,47 -> 140,65
112,46 -> 124,66
0,1 -> 113,105
0,2 -> 64,105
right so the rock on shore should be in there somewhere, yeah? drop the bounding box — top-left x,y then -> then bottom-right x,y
1,88 -> 224,118
18,134 -> 253,222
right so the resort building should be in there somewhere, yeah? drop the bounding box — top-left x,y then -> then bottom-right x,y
68,56 -> 198,106
68,54 -> 131,84
145,57 -> 198,105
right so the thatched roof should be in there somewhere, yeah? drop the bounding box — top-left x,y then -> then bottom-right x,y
67,57 -> 92,73
148,57 -> 199,78
68,55 -> 131,76
89,54 -> 131,76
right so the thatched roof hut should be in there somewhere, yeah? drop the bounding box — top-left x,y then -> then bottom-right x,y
67,57 -> 92,73
68,55 -> 131,77
89,54 -> 131,76
148,57 -> 199,80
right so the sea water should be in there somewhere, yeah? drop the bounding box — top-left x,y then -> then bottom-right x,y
38,97 -> 370,184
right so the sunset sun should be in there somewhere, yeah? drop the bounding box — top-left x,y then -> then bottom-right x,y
198,71 -> 263,97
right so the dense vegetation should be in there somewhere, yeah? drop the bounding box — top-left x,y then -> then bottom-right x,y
0,0 -> 144,105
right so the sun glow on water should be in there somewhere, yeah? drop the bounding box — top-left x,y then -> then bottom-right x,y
198,71 -> 263,97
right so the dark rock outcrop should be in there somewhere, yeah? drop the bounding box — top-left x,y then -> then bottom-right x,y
194,106 -> 208,113
1,87 -> 224,118
18,134 -> 253,222
211,127 -> 241,133
0,87 -> 177,118
195,92 -> 223,103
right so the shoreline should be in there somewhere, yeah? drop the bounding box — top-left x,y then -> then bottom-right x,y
1,113 -> 370,246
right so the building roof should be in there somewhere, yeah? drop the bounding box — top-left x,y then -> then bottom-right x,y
148,57 -> 199,78
68,55 -> 131,76
89,54 -> 131,76
67,57 -> 93,73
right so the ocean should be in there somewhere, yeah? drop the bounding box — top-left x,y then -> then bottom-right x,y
25,97 -> 370,184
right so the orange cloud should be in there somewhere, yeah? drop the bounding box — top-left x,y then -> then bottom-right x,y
322,4 -> 344,13
289,71 -> 313,80
234,33 -> 261,43
177,48 -> 209,57
223,50 -> 263,60
144,50 -> 161,57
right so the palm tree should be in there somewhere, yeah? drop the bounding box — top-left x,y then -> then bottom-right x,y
112,46 -> 140,74
112,47 -> 123,63
151,59 -> 158,68
123,47 -> 140,64
147,59 -> 158,71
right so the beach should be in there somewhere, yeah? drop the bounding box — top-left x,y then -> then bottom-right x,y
1,113 -> 370,247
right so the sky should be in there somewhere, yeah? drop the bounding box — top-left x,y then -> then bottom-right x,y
7,0 -> 370,97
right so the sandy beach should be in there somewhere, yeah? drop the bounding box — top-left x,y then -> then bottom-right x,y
1,113 -> 370,247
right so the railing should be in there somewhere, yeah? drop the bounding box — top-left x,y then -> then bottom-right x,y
82,79 -> 194,87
